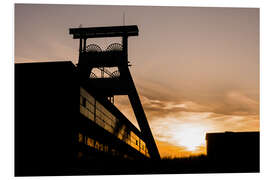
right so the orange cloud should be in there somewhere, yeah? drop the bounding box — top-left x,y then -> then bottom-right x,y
114,85 -> 259,158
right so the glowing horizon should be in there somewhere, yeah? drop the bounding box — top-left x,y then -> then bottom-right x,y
15,4 -> 259,158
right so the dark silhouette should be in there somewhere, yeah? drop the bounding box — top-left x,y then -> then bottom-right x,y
15,25 -> 259,176
69,25 -> 160,160
206,131 -> 259,172
15,25 -> 159,176
15,61 -> 150,176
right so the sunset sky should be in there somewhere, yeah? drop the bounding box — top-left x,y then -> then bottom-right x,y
15,4 -> 259,157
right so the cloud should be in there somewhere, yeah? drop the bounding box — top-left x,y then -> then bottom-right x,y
112,76 -> 259,158
114,91 -> 259,158
133,95 -> 213,120
114,87 -> 259,131
134,77 -> 182,102
149,111 -> 259,157
139,89 -> 259,118
210,91 -> 259,116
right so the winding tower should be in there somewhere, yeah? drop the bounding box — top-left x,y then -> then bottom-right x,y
69,25 -> 160,160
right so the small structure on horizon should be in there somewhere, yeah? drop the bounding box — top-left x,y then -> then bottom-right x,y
206,131 -> 259,170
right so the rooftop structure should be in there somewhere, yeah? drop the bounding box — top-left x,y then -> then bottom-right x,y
206,131 -> 259,171
69,25 -> 139,39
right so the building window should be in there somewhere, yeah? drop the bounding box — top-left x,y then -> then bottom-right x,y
87,137 -> 95,148
95,141 -> 100,150
82,97 -> 86,107
80,87 -> 150,157
104,145 -> 109,152
100,144 -> 104,151
78,133 -> 84,143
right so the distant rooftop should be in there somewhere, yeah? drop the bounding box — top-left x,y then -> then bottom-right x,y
206,131 -> 259,140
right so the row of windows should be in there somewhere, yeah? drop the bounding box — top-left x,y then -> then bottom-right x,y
78,132 -> 133,160
78,132 -> 109,152
80,87 -> 150,157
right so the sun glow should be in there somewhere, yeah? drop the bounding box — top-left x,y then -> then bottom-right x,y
173,124 -> 208,152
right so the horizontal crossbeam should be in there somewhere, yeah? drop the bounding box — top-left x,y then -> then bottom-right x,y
69,25 -> 139,39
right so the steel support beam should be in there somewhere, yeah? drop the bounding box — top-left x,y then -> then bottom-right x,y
71,25 -> 160,160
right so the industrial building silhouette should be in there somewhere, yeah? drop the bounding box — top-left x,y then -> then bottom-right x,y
15,25 -> 160,176
69,25 -> 160,160
15,25 -> 259,176
206,131 -> 259,171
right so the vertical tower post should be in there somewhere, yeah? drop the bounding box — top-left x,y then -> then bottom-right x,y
79,38 -> 82,54
83,38 -> 87,51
